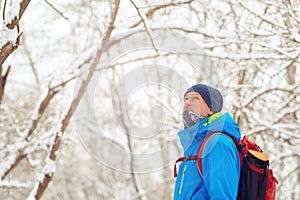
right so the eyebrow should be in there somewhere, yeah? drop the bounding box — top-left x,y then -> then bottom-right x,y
184,94 -> 200,100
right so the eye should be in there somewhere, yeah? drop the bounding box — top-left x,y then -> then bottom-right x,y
192,96 -> 199,101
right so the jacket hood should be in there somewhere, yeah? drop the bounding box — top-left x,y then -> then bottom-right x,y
177,112 -> 241,152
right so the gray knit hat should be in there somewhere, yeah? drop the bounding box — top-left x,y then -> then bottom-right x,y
184,84 -> 223,114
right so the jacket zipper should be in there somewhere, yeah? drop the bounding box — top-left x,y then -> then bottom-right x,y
179,164 -> 187,194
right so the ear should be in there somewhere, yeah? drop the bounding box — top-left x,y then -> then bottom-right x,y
208,109 -> 213,116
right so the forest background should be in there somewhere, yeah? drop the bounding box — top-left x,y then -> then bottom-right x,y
0,0 -> 299,199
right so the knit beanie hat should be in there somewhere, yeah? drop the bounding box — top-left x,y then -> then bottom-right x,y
184,84 -> 223,114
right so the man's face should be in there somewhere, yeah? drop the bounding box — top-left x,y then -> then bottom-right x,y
183,92 -> 212,117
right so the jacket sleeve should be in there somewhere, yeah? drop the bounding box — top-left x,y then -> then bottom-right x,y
202,135 -> 240,200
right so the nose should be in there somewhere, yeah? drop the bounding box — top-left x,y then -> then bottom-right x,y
183,100 -> 190,109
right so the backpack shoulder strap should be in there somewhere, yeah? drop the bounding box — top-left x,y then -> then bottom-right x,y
197,132 -> 236,177
173,155 -> 197,177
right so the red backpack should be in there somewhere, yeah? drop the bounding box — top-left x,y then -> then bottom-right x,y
174,132 -> 278,200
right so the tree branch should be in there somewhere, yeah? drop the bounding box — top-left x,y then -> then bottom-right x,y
0,65 -> 11,104
236,0 -> 286,31
31,0 -> 121,199
6,0 -> 32,29
130,0 -> 194,28
0,77 -> 74,180
0,7 -> 23,103
130,0 -> 159,54
0,33 -> 22,67
43,0 -> 69,21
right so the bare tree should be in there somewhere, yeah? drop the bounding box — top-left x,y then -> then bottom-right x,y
1,0 -> 299,199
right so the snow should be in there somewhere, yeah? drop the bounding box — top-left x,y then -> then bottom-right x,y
0,26 -> 18,49
0,153 -> 18,179
26,182 -> 39,200
25,157 -> 56,200
27,154 -> 42,167
0,0 -> 21,49
0,139 -> 27,179
0,179 -> 29,188
56,131 -> 63,138
1,0 -> 300,199
217,29 -> 236,38
42,157 -> 56,176
3,1 -> 21,26
291,28 -> 300,42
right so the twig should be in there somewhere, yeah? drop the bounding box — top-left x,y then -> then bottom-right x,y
236,0 -> 286,31
22,36 -> 40,84
43,0 -> 69,21
130,0 -> 159,55
271,52 -> 300,78
242,86 -> 294,108
130,0 -> 194,28
277,165 -> 300,192
2,0 -> 7,21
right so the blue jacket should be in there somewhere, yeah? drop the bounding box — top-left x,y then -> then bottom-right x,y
173,112 -> 241,200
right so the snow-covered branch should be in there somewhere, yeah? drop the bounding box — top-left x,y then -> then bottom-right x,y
5,0 -> 31,29
1,77 -> 73,180
29,0 -> 121,199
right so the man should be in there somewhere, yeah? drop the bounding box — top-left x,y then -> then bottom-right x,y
173,84 -> 241,200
